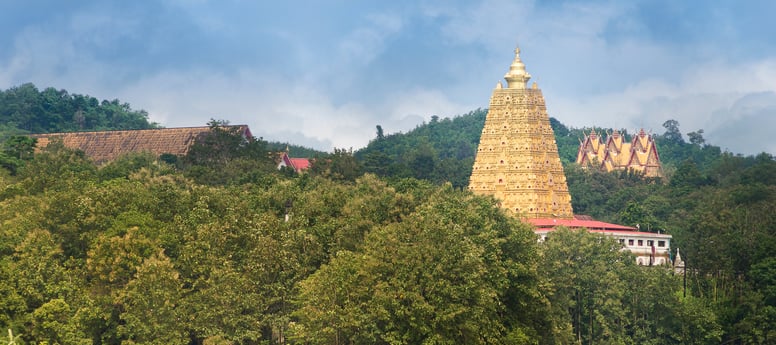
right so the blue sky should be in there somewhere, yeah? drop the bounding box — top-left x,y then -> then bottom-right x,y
2,0 -> 776,155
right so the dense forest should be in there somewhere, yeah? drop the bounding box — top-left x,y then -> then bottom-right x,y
1,86 -> 775,344
0,84 -> 159,136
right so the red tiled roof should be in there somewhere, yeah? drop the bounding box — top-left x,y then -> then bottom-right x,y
526,218 -> 637,231
289,157 -> 311,171
29,125 -> 250,164
278,153 -> 311,173
535,227 -> 672,238
528,218 -> 672,239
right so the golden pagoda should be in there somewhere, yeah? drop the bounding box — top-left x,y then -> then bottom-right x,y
468,48 -> 573,219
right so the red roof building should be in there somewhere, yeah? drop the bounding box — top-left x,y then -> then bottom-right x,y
277,152 -> 311,173
528,216 -> 673,266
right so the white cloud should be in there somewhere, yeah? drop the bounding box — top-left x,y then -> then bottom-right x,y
548,56 -> 776,155
338,13 -> 403,66
2,1 -> 775,155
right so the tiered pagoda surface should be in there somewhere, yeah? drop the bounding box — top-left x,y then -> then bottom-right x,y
468,48 -> 573,219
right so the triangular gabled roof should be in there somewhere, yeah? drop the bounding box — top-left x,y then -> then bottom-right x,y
277,152 -> 311,173
577,128 -> 663,178
625,129 -> 663,177
605,129 -> 625,153
601,130 -> 632,167
576,130 -> 604,166
29,125 -> 251,164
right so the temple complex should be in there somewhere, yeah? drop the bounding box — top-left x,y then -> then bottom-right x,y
468,47 -> 574,219
469,47 -> 673,266
576,128 -> 663,177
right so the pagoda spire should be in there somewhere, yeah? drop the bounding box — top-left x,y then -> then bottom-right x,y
504,47 -> 532,89
470,47 -> 573,219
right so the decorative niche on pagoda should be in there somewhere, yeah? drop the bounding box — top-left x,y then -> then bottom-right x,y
576,128 -> 663,177
468,48 -> 573,219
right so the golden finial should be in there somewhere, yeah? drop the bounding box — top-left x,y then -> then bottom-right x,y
504,46 -> 531,89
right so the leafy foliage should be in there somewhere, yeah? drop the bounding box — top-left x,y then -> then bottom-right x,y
0,83 -> 158,135
266,142 -> 325,158
180,119 -> 278,185
0,97 -> 774,344
356,110 -> 486,188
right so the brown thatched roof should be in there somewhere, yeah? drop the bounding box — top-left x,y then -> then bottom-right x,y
29,125 -> 251,164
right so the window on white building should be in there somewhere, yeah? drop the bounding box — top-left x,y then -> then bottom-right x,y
658,241 -> 666,247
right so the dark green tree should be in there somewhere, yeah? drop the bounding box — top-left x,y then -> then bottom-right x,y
309,148 -> 362,182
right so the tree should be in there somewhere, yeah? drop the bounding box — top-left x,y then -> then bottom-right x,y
669,159 -> 707,195
662,119 -> 685,144
0,83 -> 157,133
17,138 -> 97,194
118,251 -> 187,345
0,136 -> 36,174
539,228 -> 631,344
31,298 -> 90,345
296,185 -> 546,344
539,228 -> 722,344
309,148 -> 362,182
688,129 -> 705,146
182,119 -> 276,185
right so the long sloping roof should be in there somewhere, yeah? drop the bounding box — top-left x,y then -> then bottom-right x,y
527,218 -> 637,231
29,125 -> 251,164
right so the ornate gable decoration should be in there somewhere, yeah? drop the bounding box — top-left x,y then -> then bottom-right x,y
576,128 -> 663,177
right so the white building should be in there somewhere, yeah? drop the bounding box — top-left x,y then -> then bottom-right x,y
529,218 -> 673,266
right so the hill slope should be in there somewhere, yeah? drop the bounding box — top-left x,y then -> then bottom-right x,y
356,108 -> 730,188
0,83 -> 159,136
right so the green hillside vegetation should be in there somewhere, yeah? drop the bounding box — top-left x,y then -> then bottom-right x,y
1,86 -> 775,344
357,111 -> 726,187
0,141 -> 732,344
0,83 -> 159,136
266,143 -> 325,159
356,110 -> 487,188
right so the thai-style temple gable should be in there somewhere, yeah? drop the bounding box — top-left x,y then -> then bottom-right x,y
626,129 -> 663,177
468,47 -> 574,219
29,125 -> 252,164
277,151 -> 311,173
576,128 -> 663,177
576,130 -> 604,166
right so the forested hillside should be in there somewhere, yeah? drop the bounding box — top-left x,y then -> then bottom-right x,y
355,110 -> 487,188
1,136 -> 730,344
356,110 -> 726,186
1,86 -> 775,344
0,84 -> 159,135
355,110 -> 776,344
